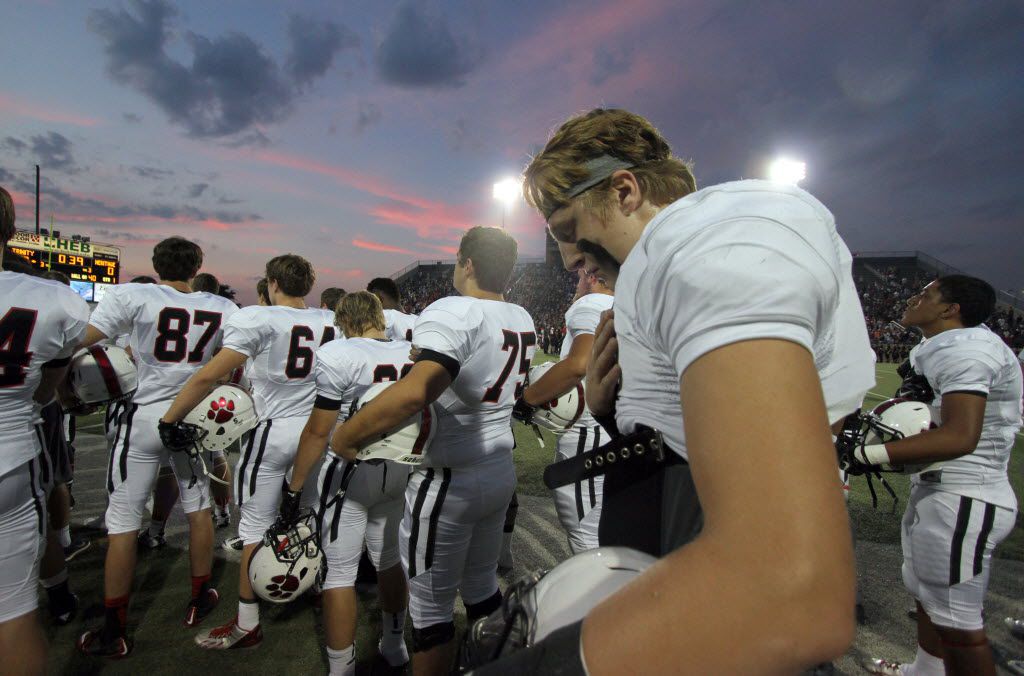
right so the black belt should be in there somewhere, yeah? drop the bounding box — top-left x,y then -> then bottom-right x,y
543,427 -> 669,489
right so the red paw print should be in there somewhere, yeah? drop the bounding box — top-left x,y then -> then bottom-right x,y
207,396 -> 235,424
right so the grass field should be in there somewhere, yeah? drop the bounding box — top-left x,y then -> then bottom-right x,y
42,360 -> 1023,674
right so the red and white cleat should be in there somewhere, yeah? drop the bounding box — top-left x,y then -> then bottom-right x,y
195,617 -> 263,650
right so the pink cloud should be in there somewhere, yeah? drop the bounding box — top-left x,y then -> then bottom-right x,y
0,94 -> 101,127
352,238 -> 418,255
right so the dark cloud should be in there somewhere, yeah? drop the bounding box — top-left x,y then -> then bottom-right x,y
187,182 -> 208,198
88,0 -> 354,140
376,3 -> 479,88
286,14 -> 358,88
5,132 -> 77,172
122,112 -> 142,123
590,46 -> 632,86
132,165 -> 173,179
354,102 -> 382,133
0,169 -> 259,225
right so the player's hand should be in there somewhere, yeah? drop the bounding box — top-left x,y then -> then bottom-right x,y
585,310 -> 620,418
512,397 -> 537,425
269,489 -> 302,536
158,420 -> 202,453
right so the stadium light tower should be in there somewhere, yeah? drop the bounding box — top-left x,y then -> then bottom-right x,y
767,157 -> 807,185
493,177 -> 521,227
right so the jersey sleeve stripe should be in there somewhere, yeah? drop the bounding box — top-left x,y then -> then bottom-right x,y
414,349 -> 460,380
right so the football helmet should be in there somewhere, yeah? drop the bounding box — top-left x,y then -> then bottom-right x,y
249,512 -> 323,604
66,345 -> 138,412
459,547 -> 655,670
183,384 -> 259,452
352,382 -> 438,465
863,398 -> 935,445
523,363 -> 585,434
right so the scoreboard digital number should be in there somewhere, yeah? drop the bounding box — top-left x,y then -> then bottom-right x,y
5,231 -> 121,299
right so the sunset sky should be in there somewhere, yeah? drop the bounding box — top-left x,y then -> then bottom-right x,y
2,0 -> 1022,304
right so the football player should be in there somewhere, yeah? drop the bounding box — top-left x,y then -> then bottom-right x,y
0,186 -> 90,673
320,287 -> 346,313
367,277 -> 418,342
75,237 -> 238,657
159,254 -> 336,650
863,276 -> 1021,676
516,270 -> 613,553
283,226 -> 535,676
284,291 -> 415,675
256,278 -> 271,307
478,108 -> 875,674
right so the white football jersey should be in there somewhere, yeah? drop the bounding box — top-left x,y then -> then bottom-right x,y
613,180 -> 875,458
319,308 -> 345,339
222,306 -> 339,421
315,337 -> 414,423
909,326 -> 1023,508
383,309 -> 418,342
413,296 -> 536,468
559,293 -> 614,428
0,271 -> 89,474
88,283 -> 238,407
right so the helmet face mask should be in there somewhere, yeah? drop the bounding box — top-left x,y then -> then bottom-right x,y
248,512 -> 323,604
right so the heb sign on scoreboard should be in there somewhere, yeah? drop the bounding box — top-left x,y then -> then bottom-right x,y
11,230 -> 121,258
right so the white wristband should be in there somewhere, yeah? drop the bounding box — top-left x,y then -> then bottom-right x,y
859,443 -> 891,466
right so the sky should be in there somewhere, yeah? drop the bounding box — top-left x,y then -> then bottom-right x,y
2,0 -> 1022,305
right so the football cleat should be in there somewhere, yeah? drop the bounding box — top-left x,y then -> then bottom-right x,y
1006,617 -> 1024,641
378,637 -> 410,669
49,590 -> 80,626
222,536 -> 244,551
863,657 -> 907,675
64,535 -> 91,561
137,531 -> 166,550
77,628 -> 133,659
183,587 -> 220,627
195,617 -> 263,650
213,511 -> 231,529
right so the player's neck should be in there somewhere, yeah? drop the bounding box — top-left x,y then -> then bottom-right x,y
354,328 -> 387,340
461,279 -> 503,302
161,280 -> 192,293
274,295 -> 306,309
919,319 -> 964,339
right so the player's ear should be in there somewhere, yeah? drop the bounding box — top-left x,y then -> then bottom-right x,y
610,169 -> 641,216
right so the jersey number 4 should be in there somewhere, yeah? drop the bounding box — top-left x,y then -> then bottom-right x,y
0,308 -> 38,388
153,308 -> 222,363
482,330 -> 536,403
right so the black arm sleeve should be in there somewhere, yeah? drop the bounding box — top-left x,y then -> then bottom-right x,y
43,355 -> 72,369
415,348 -> 461,381
314,395 -> 343,411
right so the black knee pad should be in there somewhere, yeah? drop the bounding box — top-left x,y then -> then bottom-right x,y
411,621 -> 455,652
465,589 -> 502,622
504,492 -> 519,532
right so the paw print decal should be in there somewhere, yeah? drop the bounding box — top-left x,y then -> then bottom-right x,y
207,396 -> 235,425
263,568 -> 311,600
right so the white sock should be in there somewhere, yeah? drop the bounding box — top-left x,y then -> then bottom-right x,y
148,518 -> 165,536
237,599 -> 260,631
905,645 -> 945,676
59,526 -> 71,548
379,609 -> 408,665
326,644 -> 355,676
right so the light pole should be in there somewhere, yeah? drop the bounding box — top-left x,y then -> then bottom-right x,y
767,157 -> 807,185
493,178 -> 520,227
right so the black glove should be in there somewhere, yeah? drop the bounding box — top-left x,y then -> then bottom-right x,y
268,489 -> 303,537
469,621 -> 587,675
895,359 -> 935,403
834,412 -> 873,476
512,397 -> 537,425
158,420 -> 202,453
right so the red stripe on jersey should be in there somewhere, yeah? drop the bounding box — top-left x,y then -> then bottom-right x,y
89,346 -> 123,399
411,406 -> 433,456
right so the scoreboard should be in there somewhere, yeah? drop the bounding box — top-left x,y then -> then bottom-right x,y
5,230 -> 121,301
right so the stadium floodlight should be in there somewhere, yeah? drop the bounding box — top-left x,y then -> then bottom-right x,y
493,177 -> 521,227
767,157 -> 806,185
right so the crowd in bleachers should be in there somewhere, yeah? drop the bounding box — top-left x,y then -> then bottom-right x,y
399,261 -> 1024,364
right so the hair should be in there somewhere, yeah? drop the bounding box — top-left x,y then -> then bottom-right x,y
152,237 -> 203,282
367,277 -> 401,306
2,254 -> 38,275
256,278 -> 270,304
458,226 -> 518,293
130,275 -> 157,284
265,254 -> 315,298
336,291 -> 385,336
320,286 -> 347,311
42,270 -> 71,285
523,108 -> 697,219
0,187 -> 14,245
191,272 -> 220,294
935,275 -> 996,328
